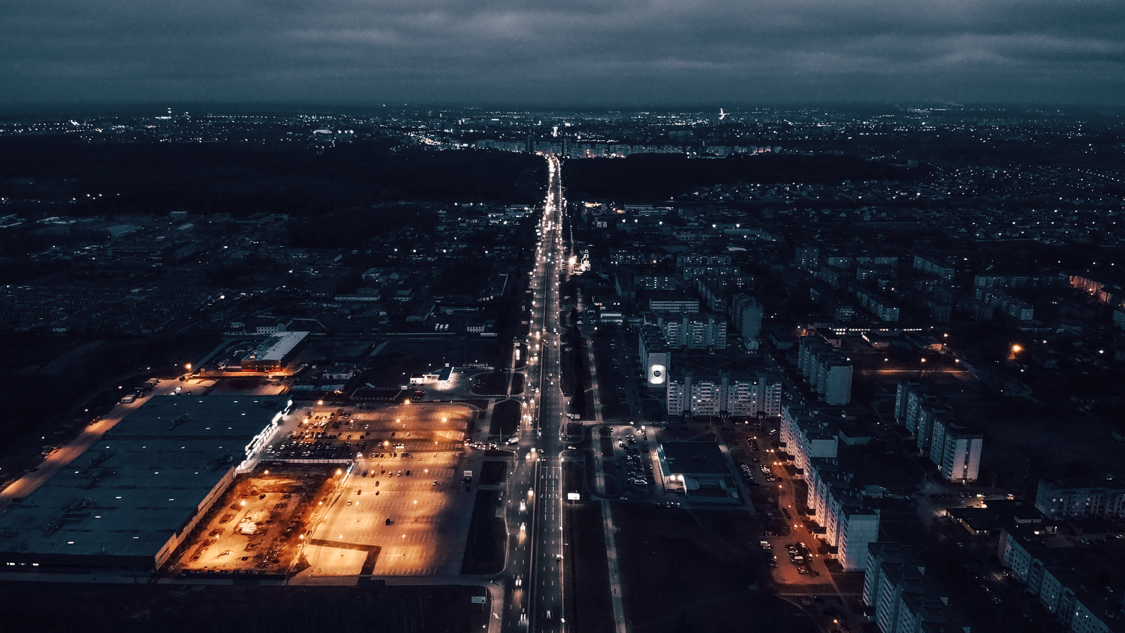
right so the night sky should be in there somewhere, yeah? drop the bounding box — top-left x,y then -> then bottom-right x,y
3,0 -> 1124,108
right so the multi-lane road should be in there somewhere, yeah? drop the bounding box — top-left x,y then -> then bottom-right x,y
500,155 -> 570,632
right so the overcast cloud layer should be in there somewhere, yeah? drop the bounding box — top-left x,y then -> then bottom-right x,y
2,0 -> 1124,108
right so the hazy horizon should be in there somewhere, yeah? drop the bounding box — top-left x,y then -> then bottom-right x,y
4,0 -> 1124,111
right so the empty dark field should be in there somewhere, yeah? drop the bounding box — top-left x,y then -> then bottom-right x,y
611,503 -> 815,633
0,582 -> 488,633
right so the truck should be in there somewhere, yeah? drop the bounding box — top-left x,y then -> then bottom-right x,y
463,470 -> 473,484
119,394 -> 136,404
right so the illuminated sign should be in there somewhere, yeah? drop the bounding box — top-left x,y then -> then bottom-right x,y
649,364 -> 666,385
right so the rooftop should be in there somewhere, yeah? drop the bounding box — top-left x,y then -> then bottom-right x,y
659,441 -> 730,476
244,331 -> 310,362
0,395 -> 289,565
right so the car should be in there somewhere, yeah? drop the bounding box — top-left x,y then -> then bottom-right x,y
385,518 -> 392,525
519,522 -> 526,532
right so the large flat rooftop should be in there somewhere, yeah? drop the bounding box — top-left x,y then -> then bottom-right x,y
659,441 -> 730,476
245,331 -> 309,363
0,395 -> 290,568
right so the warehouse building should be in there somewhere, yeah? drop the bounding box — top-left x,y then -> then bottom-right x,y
0,395 -> 291,572
241,331 -> 310,372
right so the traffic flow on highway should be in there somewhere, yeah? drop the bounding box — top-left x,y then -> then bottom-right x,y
501,155 -> 569,633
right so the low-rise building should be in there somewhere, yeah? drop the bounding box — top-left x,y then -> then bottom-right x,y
240,331 -> 310,372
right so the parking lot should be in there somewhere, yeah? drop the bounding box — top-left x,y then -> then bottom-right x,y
173,467 -> 333,575
617,434 -> 654,490
264,403 -> 474,462
292,403 -> 484,577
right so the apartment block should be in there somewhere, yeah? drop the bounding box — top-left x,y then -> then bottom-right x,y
730,293 -> 763,350
804,457 -> 880,571
666,370 -> 782,418
928,418 -> 983,483
780,405 -> 838,473
864,544 -> 973,633
799,336 -> 853,405
648,312 -> 727,350
1034,477 -> 1125,520
1000,527 -> 1122,633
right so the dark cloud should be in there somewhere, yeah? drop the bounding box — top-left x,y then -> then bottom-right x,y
1,0 -> 1123,107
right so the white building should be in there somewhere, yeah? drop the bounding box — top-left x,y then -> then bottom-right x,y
666,371 -> 782,418
804,458 -> 881,571
648,295 -> 700,314
896,382 -> 983,483
639,325 -> 672,389
650,313 -> 727,350
1000,527 -> 1120,633
799,336 -> 853,405
864,544 -> 971,633
780,405 -> 838,473
928,418 -> 983,483
1034,477 -> 1125,520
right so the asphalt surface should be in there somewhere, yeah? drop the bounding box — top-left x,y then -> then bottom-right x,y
500,155 -> 570,633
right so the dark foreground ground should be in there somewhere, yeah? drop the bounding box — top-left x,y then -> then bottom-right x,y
0,582 -> 489,633
612,503 -> 817,633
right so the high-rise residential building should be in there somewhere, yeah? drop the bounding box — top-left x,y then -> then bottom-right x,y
896,381 -> 983,483
694,277 -> 729,312
730,293 -> 763,350
1034,477 -> 1125,520
855,290 -> 900,322
666,370 -> 782,418
912,253 -> 956,280
648,293 -> 700,314
639,325 -> 671,389
804,457 -> 881,571
928,419 -> 983,483
648,312 -> 727,350
799,336 -> 853,405
864,544 -> 971,633
999,527 -> 1120,633
893,381 -> 918,421
780,405 -> 838,472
